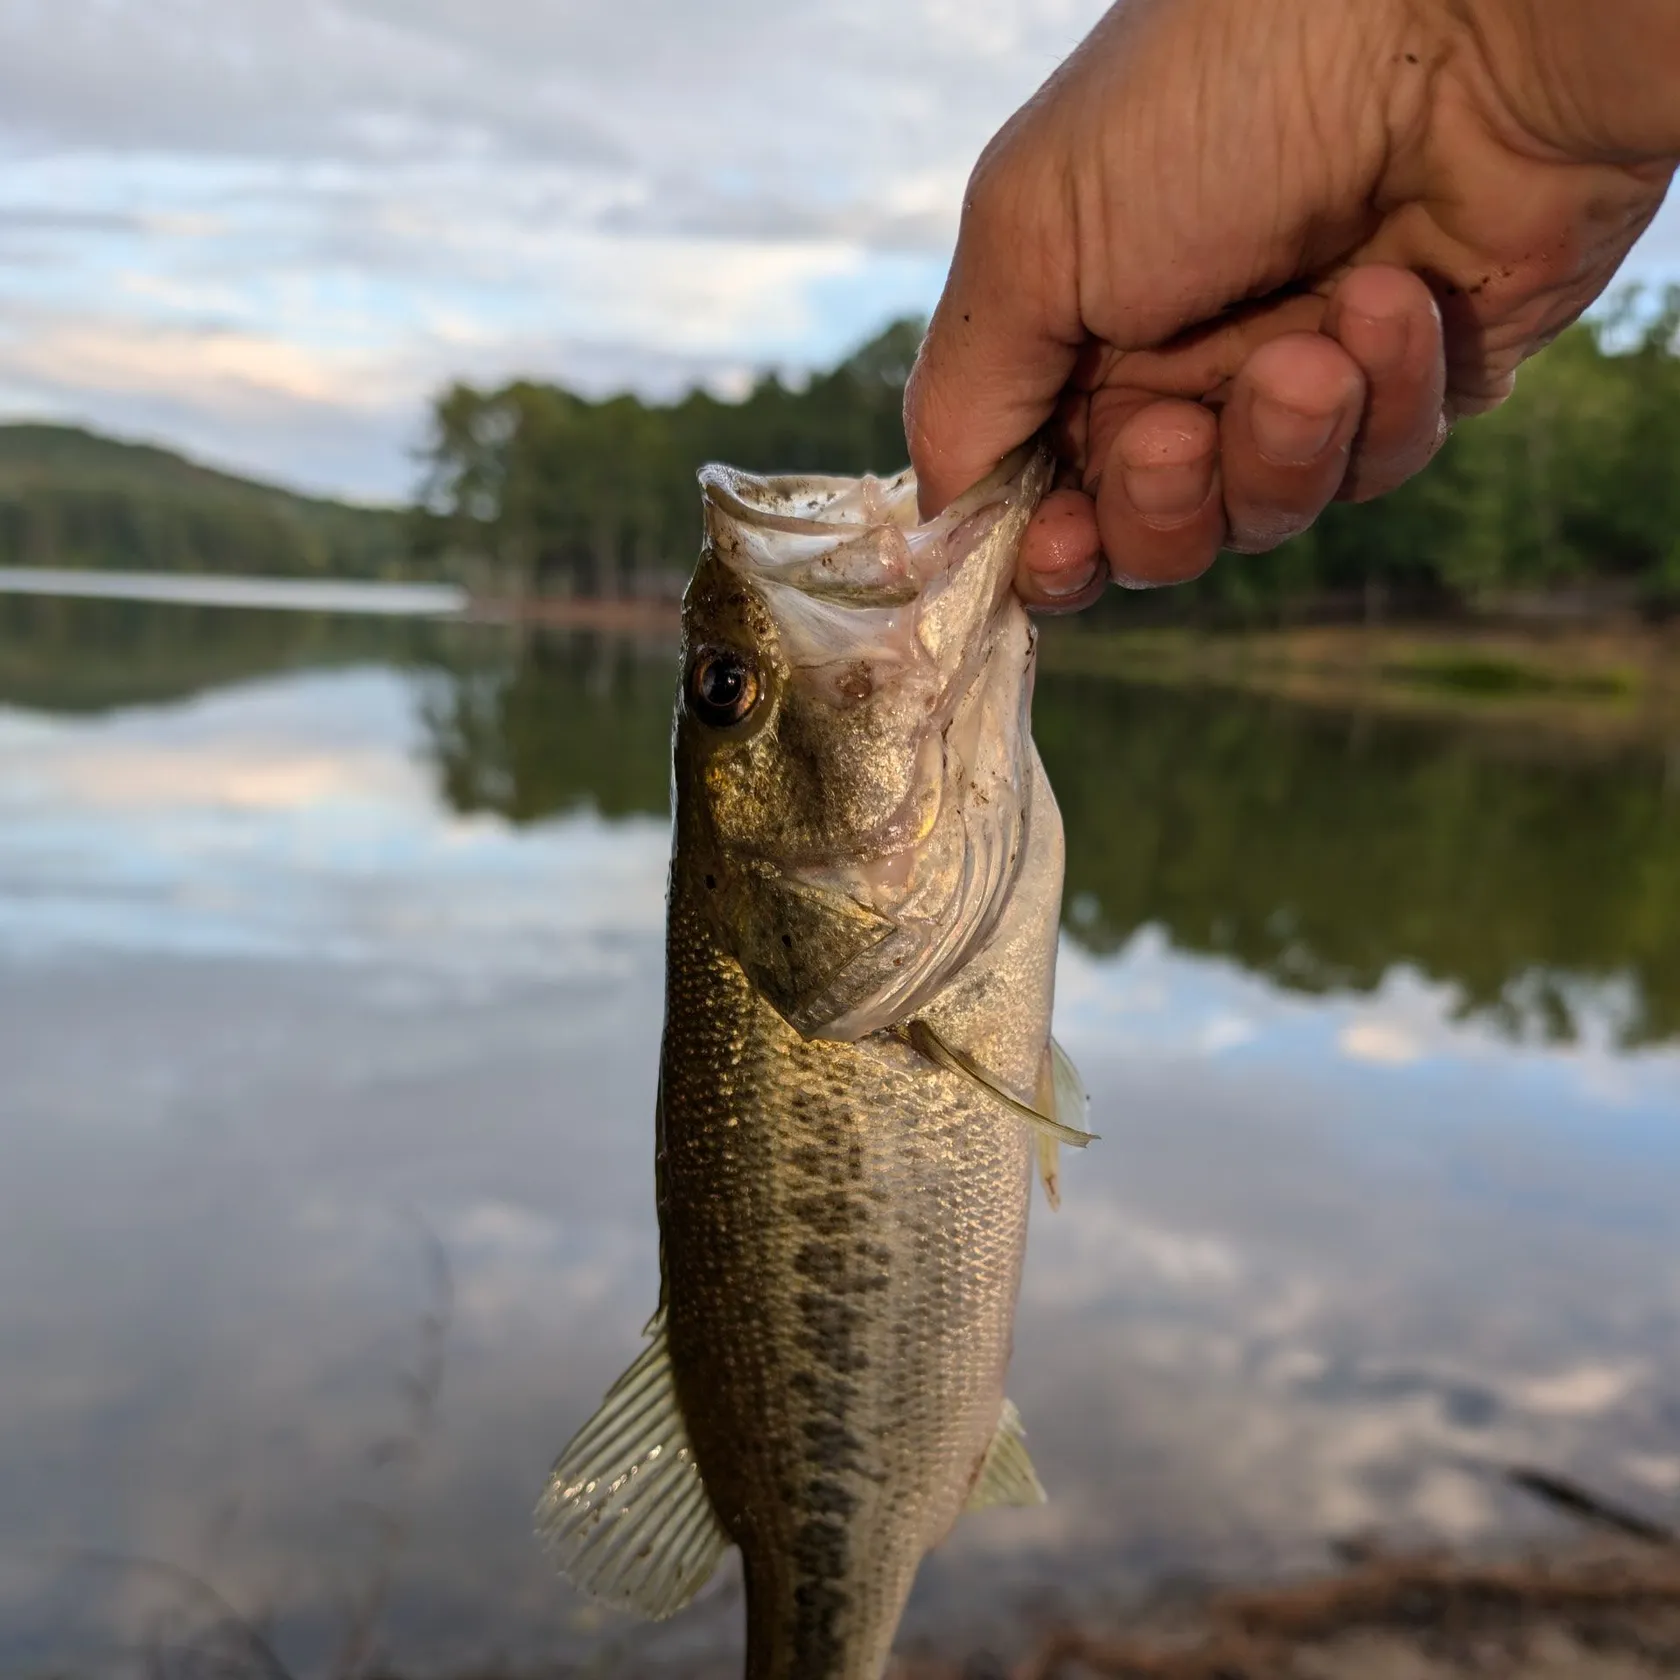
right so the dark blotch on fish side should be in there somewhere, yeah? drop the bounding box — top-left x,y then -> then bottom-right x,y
791,1188 -> 861,1235
792,1536 -> 851,1672
796,1291 -> 871,1374
805,1477 -> 861,1521
802,1416 -> 867,1473
790,1368 -> 858,1413
794,1240 -> 849,1289
794,1239 -> 890,1295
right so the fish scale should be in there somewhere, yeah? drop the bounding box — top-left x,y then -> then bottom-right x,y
661,878 -> 1032,1679
537,448 -> 1090,1680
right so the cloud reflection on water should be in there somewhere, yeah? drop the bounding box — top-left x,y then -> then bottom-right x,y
2,662 -> 1679,1671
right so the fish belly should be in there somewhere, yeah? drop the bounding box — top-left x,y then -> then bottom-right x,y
659,897 -> 1034,1680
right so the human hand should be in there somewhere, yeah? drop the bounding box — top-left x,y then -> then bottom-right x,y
905,0 -> 1680,606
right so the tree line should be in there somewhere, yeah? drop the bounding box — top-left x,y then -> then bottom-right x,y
417,290 -> 1680,616
413,320 -> 922,598
8,292 -> 1677,611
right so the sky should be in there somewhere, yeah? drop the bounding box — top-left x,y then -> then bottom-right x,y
0,0 -> 1677,505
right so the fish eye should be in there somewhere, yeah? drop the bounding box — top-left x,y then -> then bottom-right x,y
687,647 -> 760,728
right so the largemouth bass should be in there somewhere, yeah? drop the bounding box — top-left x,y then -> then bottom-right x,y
537,446 -> 1092,1679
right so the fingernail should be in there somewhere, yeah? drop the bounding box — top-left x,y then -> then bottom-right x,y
1121,457 -> 1212,527
1251,396 -> 1338,467
1109,567 -> 1166,591
1033,561 -> 1099,600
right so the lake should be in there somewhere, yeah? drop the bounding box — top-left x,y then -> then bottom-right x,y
2,588 -> 1678,1676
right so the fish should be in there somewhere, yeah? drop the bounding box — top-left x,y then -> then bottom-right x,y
536,444 -> 1094,1680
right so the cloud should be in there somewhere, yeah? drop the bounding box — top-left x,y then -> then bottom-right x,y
1339,1019 -> 1426,1066
0,0 -> 1673,499
1515,1363 -> 1645,1418
0,0 -> 1088,171
0,0 -> 1113,495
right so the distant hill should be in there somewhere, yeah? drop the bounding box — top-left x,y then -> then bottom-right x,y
0,424 -> 411,578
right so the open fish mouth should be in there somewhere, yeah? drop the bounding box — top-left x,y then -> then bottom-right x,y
700,444 -> 1046,602
699,462 -> 928,602
698,445 -> 1050,705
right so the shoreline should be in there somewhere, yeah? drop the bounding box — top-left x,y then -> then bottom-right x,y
464,597 -> 1680,743
1037,618 -> 1680,746
898,1534 -> 1680,1680
463,593 -> 682,633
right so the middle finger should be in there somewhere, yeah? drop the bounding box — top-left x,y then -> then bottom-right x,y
1220,333 -> 1366,553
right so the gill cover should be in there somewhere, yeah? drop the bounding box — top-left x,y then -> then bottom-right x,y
683,447 -> 1052,1041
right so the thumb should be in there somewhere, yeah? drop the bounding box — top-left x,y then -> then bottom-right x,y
905,184 -> 1083,519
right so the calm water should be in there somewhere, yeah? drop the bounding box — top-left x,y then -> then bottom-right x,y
2,592 -> 1679,1676
0,567 -> 467,617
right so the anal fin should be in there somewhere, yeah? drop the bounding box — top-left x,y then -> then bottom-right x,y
966,1399 -> 1047,1511
535,1308 -> 729,1619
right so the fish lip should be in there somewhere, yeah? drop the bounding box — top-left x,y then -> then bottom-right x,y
697,445 -> 1052,660
699,464 -> 918,537
698,444 -> 1042,548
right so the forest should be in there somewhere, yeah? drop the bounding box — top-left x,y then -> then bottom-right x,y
417,289 -> 1680,616
413,318 -> 921,599
0,424 -> 408,579
8,291 -> 1679,616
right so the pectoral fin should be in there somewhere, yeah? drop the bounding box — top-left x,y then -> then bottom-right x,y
1034,1132 -> 1063,1212
966,1399 -> 1047,1510
1049,1036 -> 1089,1130
908,1021 -> 1097,1150
535,1309 -> 729,1619
1033,1036 -> 1092,1212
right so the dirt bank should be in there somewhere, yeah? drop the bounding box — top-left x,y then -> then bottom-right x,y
463,595 -> 680,635
1038,620 -> 1680,748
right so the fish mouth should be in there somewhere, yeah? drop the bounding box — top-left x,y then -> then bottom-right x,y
699,444 -> 1046,608
697,445 -> 1051,704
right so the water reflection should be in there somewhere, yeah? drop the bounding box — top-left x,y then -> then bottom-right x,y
422,633 -> 675,823
415,621 -> 1680,1046
1038,677 -> 1680,1046
0,592 -> 450,715
13,593 -> 1679,1049
2,598 -> 1678,1675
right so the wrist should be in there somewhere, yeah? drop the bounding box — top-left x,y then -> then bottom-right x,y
1460,0 -> 1680,163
